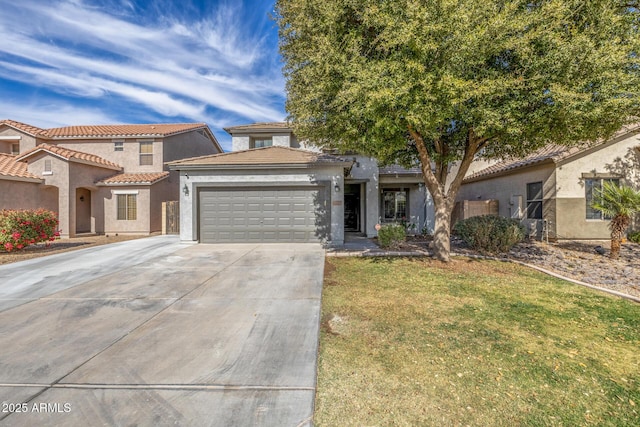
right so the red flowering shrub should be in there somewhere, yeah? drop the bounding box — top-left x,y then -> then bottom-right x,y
0,209 -> 60,252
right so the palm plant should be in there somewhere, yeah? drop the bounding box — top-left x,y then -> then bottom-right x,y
591,181 -> 640,258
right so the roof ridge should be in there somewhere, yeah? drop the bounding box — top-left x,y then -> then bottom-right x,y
16,143 -> 122,170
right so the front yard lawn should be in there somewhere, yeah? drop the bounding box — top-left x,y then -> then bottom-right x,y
317,257 -> 639,426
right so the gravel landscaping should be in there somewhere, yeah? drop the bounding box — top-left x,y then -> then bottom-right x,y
399,237 -> 640,299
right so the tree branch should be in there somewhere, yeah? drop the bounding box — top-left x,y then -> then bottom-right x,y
408,125 -> 444,204
445,128 -> 482,203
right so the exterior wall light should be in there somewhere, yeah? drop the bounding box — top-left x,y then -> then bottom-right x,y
334,183 -> 340,192
183,184 -> 189,196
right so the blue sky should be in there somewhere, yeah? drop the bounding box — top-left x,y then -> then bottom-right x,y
0,0 -> 285,150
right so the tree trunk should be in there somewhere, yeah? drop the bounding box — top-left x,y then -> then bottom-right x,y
610,215 -> 628,259
610,237 -> 621,259
409,126 -> 484,263
432,202 -> 452,262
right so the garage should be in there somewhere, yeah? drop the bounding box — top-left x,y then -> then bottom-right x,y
198,186 -> 329,243
169,146 -> 352,246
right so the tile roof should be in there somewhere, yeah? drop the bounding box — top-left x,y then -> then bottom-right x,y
1,120 -> 211,139
0,153 -> 41,181
44,123 -> 208,138
168,146 -> 352,168
16,143 -> 122,171
223,122 -> 291,133
0,119 -> 47,137
96,172 -> 170,185
463,145 -> 583,181
464,123 -> 640,182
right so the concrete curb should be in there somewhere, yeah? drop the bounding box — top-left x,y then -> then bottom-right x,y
326,249 -> 640,303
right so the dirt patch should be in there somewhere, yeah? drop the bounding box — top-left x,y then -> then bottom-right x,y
0,234 -> 156,265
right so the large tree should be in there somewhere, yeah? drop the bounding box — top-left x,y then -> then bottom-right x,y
276,0 -> 640,261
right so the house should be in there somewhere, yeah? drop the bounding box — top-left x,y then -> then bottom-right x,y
456,124 -> 640,240
0,119 -> 222,237
168,122 -> 434,245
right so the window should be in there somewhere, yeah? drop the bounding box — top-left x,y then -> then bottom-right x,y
114,141 -> 124,151
117,194 -> 137,220
11,143 -> 19,155
43,159 -> 52,175
139,141 -> 153,165
382,189 -> 408,222
526,182 -> 543,219
585,178 -> 619,220
251,138 -> 272,148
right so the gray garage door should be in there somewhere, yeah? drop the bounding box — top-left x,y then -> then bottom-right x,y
199,187 -> 329,243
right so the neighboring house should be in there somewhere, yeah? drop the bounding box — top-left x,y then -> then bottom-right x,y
457,124 -> 640,240
169,122 -> 434,246
0,119 -> 222,237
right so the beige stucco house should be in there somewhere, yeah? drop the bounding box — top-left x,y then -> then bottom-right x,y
0,119 -> 221,237
457,124 -> 640,240
169,122 -> 434,246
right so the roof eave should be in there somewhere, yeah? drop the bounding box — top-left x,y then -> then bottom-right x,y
463,159 -> 555,184
96,181 -> 159,187
169,161 -> 352,171
0,174 -> 43,183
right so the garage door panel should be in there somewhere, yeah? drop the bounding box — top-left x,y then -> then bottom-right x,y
199,187 -> 328,243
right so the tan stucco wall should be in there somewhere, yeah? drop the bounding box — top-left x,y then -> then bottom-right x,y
0,180 -> 58,212
56,139 -> 162,173
552,131 -> 640,239
162,131 -> 220,164
556,132 -> 640,197
102,187 -> 152,235
457,131 -> 640,239
0,126 -> 37,153
458,164 -> 555,218
26,154 -> 117,237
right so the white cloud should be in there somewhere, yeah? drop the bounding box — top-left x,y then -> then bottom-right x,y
0,102 -> 120,129
0,0 -> 286,128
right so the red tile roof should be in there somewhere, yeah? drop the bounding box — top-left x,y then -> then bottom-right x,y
96,172 -> 169,185
44,123 -> 209,138
168,146 -> 352,168
0,153 -> 41,182
16,143 -> 122,171
1,120 -> 213,140
0,119 -> 47,137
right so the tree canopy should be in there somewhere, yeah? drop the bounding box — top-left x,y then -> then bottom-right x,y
276,0 -> 640,260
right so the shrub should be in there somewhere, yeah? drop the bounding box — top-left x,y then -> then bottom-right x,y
628,230 -> 640,244
377,223 -> 406,249
453,215 -> 525,254
0,209 -> 60,252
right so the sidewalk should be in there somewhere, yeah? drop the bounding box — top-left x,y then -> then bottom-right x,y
327,233 -> 429,257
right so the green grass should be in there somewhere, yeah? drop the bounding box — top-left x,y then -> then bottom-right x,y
316,257 -> 640,426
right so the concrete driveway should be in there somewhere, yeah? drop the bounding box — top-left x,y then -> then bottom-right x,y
0,236 -> 325,426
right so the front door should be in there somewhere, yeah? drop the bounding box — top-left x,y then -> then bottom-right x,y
76,188 -> 92,234
344,184 -> 361,232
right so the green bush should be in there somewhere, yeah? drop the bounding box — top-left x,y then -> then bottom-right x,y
628,230 -> 640,244
453,215 -> 525,254
0,209 -> 60,252
377,223 -> 406,249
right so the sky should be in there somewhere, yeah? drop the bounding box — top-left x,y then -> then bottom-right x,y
0,0 -> 286,150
